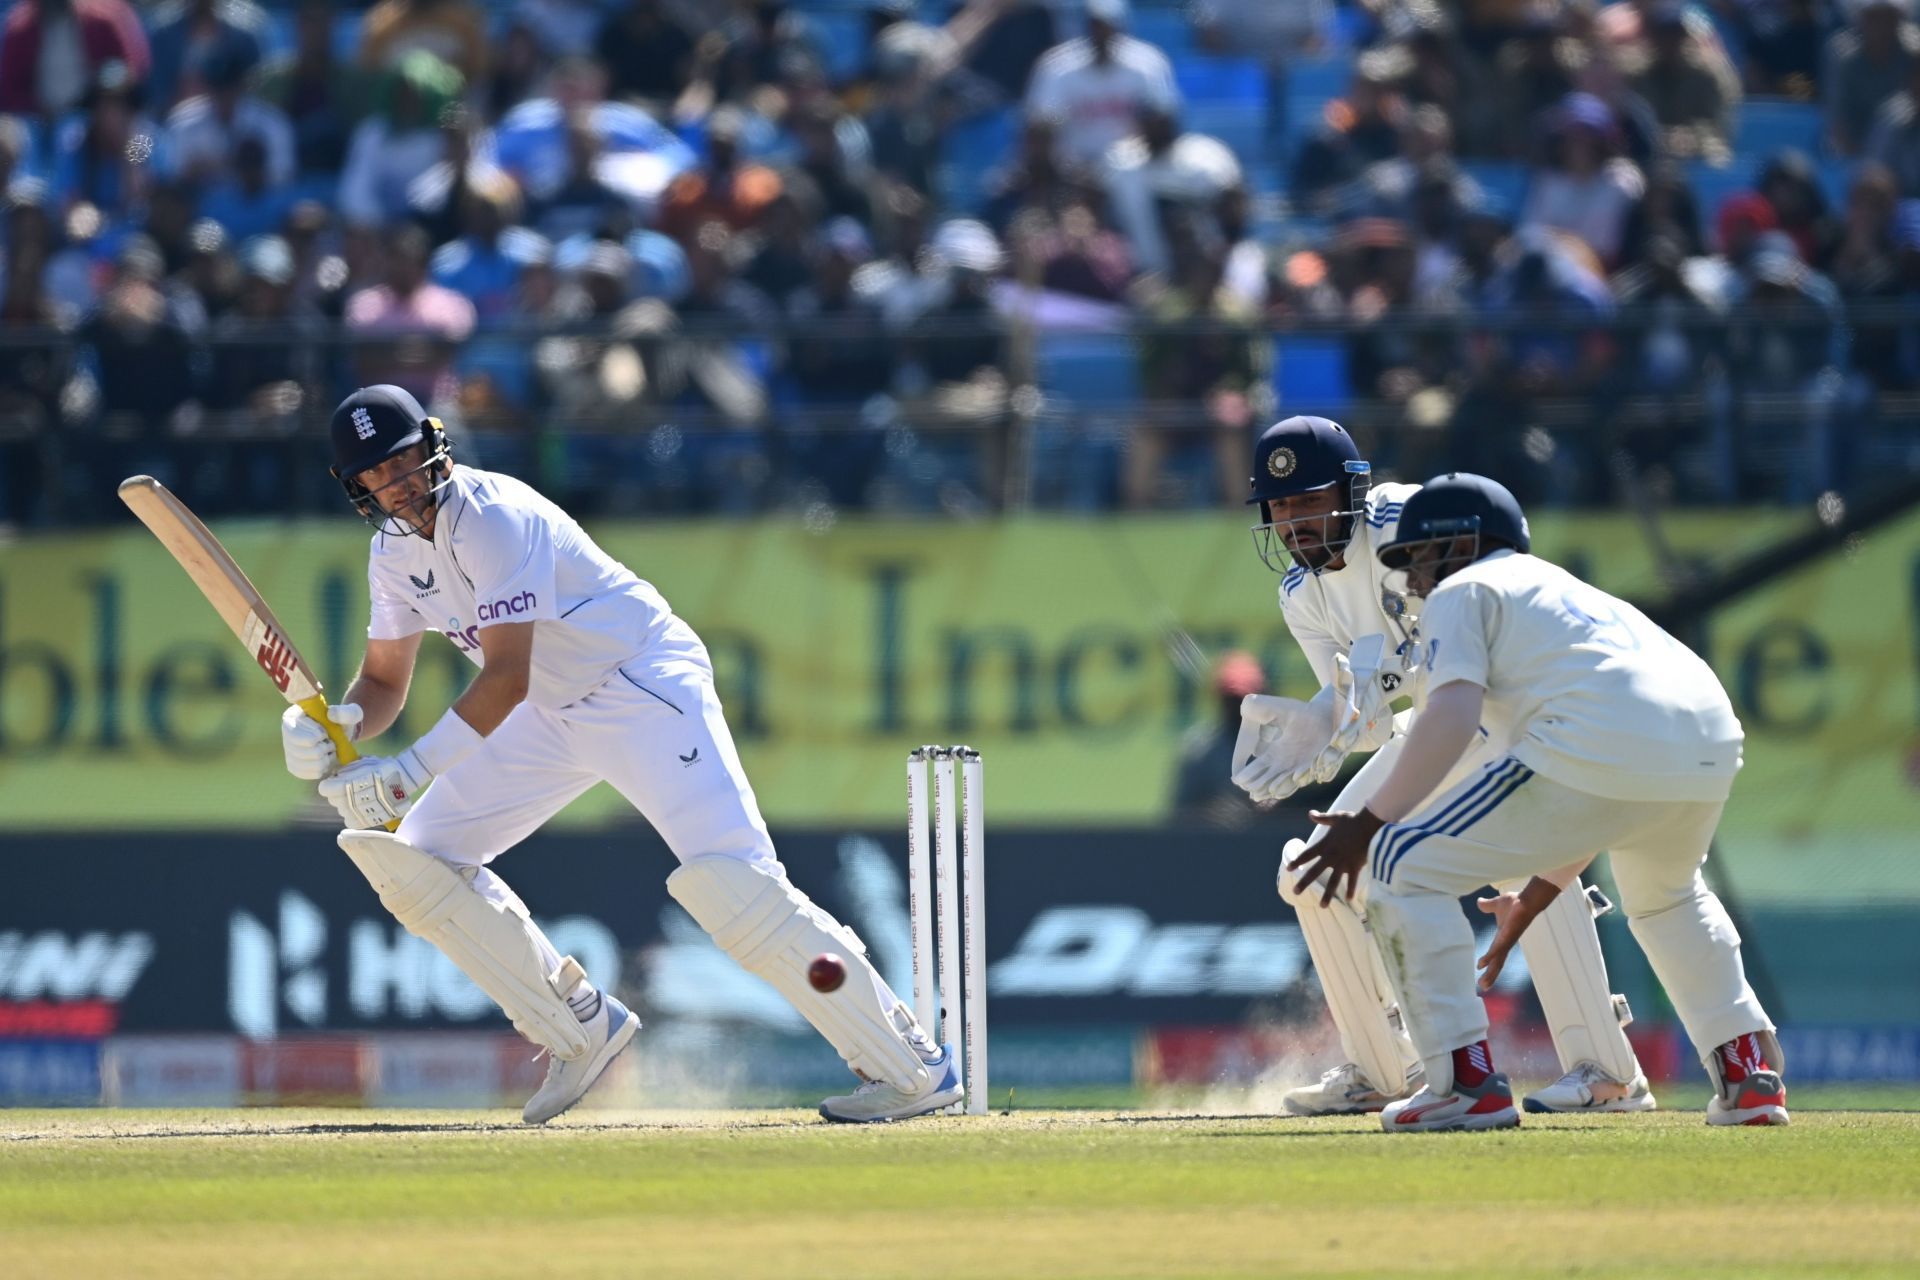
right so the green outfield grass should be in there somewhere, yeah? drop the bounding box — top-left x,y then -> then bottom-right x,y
4,1095 -> 1919,1279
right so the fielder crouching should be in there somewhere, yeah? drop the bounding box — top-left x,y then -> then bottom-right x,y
281,385 -> 960,1124
1291,474 -> 1788,1131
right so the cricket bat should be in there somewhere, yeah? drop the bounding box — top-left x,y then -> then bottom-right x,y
118,476 -> 386,822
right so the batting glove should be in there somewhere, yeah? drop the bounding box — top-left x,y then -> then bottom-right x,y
281,703 -> 362,780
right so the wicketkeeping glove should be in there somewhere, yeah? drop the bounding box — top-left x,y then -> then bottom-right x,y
1230,682 -> 1341,803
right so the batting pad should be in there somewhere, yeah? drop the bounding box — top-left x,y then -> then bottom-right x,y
668,855 -> 929,1088
337,831 -> 593,1060
1279,839 -> 1416,1094
1518,879 -> 1640,1082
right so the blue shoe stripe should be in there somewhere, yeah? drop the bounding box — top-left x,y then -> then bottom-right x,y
1380,764 -> 1534,884
1371,760 -> 1520,882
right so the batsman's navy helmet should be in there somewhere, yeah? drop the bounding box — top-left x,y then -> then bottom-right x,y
328,385 -> 452,530
1247,416 -> 1370,509
1377,472 -> 1531,571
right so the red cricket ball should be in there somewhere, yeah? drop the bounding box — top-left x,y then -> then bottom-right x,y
808,953 -> 847,993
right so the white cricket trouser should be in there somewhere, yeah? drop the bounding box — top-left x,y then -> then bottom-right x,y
1364,756 -> 1773,1088
1282,732 -> 1641,1090
400,647 -> 778,872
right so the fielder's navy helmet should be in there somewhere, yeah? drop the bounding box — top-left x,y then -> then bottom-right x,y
1246,416 -> 1370,508
1376,472 -> 1531,571
328,385 -> 451,533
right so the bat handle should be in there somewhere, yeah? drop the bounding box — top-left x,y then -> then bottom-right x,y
297,693 -> 400,833
298,693 -> 359,764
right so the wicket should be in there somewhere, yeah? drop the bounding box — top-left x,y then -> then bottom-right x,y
906,746 -> 987,1116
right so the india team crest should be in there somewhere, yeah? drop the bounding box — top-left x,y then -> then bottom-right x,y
1267,447 -> 1297,479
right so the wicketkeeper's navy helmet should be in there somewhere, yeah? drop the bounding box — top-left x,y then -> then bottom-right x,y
1246,416 -> 1369,510
328,384 -> 452,534
1247,416 -> 1373,573
1376,472 -> 1531,580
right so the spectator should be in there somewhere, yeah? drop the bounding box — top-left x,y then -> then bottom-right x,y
1131,212 -> 1262,508
1350,103 -> 1467,222
1721,246 -> 1852,496
1615,160 -> 1707,270
693,0 -> 826,110
742,185 -> 820,308
206,234 -> 318,416
1103,104 -> 1242,278
904,218 -> 1009,396
664,221 -> 777,425
1627,1 -> 1738,163
792,99 -> 874,226
84,234 -> 201,428
1740,0 -> 1836,99
145,0 -> 267,114
1170,651 -> 1271,827
1009,198 -> 1133,304
787,218 -> 894,404
1326,216 -> 1432,407
142,177 -> 201,275
256,0 -> 371,178
494,58 -> 699,232
945,0 -> 1057,109
535,238 -> 654,424
982,114 -> 1084,233
595,0 -> 697,107
0,188 -> 71,523
49,60 -> 155,221
524,109 -> 641,241
1759,150 -> 1842,265
862,35 -> 943,199
485,21 -> 552,122
358,0 -> 488,86
1831,161 -> 1902,292
0,0 -> 150,119
0,117 -> 31,193
1867,54 -> 1920,190
1827,0 -> 1919,156
1492,7 -> 1586,159
657,107 -> 783,243
163,38 -> 295,190
1024,0 -> 1179,176
1522,94 -> 1645,267
342,221 -> 476,404
430,172 -> 537,322
1290,61 -> 1404,216
200,134 -> 299,241
338,51 -> 464,229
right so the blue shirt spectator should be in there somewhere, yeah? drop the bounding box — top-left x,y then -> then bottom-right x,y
145,0 -> 267,114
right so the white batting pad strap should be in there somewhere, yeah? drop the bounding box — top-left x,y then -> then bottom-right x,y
1518,877 -> 1641,1082
1278,838 -> 1414,1094
668,855 -> 928,1089
337,831 -> 592,1060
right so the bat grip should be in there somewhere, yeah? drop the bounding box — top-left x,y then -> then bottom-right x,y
296,694 -> 400,832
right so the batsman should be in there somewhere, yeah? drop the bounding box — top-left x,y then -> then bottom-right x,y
1236,417 -> 1655,1116
282,385 -> 961,1123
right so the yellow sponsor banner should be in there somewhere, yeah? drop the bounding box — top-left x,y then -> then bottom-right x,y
0,510 -> 1912,852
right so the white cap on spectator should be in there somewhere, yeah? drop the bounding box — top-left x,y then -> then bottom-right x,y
1087,0 -> 1131,26
931,219 -> 1004,273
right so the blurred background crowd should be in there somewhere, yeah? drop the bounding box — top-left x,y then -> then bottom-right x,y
4,0 -> 1920,522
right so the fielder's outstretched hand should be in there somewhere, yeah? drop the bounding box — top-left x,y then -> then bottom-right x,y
1288,808 -> 1386,907
1474,877 -> 1562,991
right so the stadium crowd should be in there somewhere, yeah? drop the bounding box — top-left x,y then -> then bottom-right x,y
2,0 -> 1919,522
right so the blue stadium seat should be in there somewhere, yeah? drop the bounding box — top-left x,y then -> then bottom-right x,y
1685,161 -> 1754,225
1279,57 -> 1353,156
1735,99 -> 1825,161
939,107 -> 1019,213
1820,157 -> 1860,208
811,11 -> 870,85
1188,103 -> 1270,170
1037,335 -> 1141,405
1132,9 -> 1198,59
1273,338 -> 1352,412
1175,56 -> 1267,108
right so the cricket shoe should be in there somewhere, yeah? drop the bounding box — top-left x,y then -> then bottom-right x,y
522,995 -> 640,1125
1523,1063 -> 1658,1114
1381,1073 -> 1520,1133
818,1044 -> 964,1123
1282,1061 -> 1424,1117
1707,1070 -> 1790,1127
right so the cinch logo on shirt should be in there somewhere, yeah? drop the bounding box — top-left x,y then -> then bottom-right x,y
477,591 -> 538,621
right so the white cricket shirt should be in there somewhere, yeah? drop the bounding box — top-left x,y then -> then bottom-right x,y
1025,35 -> 1180,171
1417,549 -> 1743,802
366,465 -> 683,708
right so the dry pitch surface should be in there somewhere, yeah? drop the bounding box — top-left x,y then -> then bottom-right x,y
4,1095 -> 1919,1280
